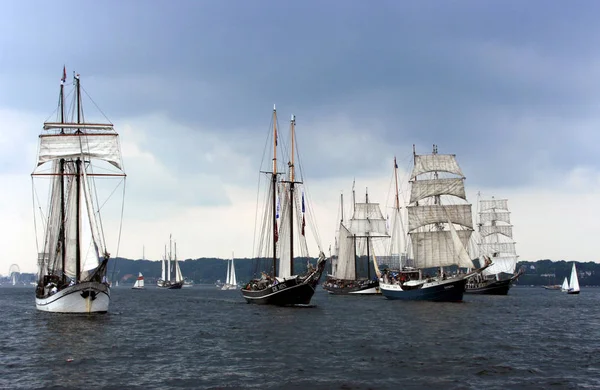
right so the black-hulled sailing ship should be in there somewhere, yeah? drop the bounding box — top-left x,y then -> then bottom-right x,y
157,235 -> 184,289
379,146 -> 489,301
323,187 -> 388,295
241,106 -> 327,305
465,196 -> 523,295
32,68 -> 126,313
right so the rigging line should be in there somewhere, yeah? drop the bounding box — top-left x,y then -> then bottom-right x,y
81,86 -> 111,124
31,178 -> 41,255
110,179 -> 127,284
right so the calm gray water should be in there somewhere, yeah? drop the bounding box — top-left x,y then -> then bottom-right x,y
0,285 -> 598,390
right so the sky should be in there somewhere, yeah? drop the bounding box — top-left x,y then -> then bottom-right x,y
2,0 -> 600,274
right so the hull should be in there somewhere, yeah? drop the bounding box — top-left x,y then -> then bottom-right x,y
157,281 -> 183,289
323,279 -> 380,295
465,278 -> 513,295
567,290 -> 580,295
36,281 -> 110,313
132,286 -> 144,290
221,284 -> 238,290
380,277 -> 467,302
241,278 -> 316,306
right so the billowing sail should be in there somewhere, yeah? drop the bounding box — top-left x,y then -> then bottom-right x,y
230,258 -> 237,286
410,154 -> 464,179
478,197 -> 519,277
569,263 -> 580,292
410,230 -> 473,269
561,277 -> 569,291
347,203 -> 388,237
37,132 -> 123,169
335,224 -> 355,280
410,178 -> 466,204
225,259 -> 231,285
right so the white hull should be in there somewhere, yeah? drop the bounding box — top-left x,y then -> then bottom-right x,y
348,286 -> 380,294
221,284 -> 238,290
36,281 -> 110,313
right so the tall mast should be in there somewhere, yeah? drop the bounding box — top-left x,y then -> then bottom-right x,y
393,156 -> 400,211
168,234 -> 172,282
340,192 -> 344,223
289,114 -> 296,275
366,188 -> 370,280
75,74 -> 82,282
59,69 -> 66,284
271,105 -> 278,278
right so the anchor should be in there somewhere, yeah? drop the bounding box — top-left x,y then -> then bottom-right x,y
80,290 -> 97,301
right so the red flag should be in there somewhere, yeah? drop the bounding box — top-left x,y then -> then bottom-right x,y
274,222 -> 279,243
301,215 -> 305,236
61,66 -> 66,83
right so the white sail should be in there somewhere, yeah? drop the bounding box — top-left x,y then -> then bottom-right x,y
63,172 -> 79,278
225,259 -> 231,285
230,257 -> 237,286
448,218 -> 475,268
479,225 -> 512,238
133,272 -> 144,288
37,133 -> 123,169
409,178 -> 466,204
479,199 -> 508,212
479,211 -> 510,225
561,277 -> 569,291
410,230 -> 473,269
335,223 -> 355,280
347,203 -> 388,237
569,263 -> 580,292
410,154 -> 464,179
407,204 -> 473,232
478,197 -> 519,277
161,257 -> 166,281
175,261 -> 183,283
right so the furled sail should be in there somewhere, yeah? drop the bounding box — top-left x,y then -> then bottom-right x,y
347,203 -> 388,237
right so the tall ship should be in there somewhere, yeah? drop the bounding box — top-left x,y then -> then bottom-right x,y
379,146 -> 489,301
32,68 -> 126,313
157,235 -> 184,289
323,187 -> 388,295
241,106 -> 327,305
465,196 -> 523,295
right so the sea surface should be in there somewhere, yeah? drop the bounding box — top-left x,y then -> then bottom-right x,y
0,285 -> 598,390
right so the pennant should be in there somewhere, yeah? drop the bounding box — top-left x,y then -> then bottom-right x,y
301,192 -> 305,213
301,215 -> 305,236
274,222 -> 279,243
276,197 -> 280,219
61,66 -> 66,83
394,157 -> 398,169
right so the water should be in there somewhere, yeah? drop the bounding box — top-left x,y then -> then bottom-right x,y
1,285 -> 598,389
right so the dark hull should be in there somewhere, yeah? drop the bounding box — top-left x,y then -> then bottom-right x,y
465,278 -> 513,295
381,278 -> 467,302
158,281 -> 183,289
241,278 -> 316,306
323,279 -> 380,295
567,290 -> 580,295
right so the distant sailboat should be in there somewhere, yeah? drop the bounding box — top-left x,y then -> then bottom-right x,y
560,277 -> 569,292
132,272 -> 144,289
465,195 -> 523,295
32,68 -> 126,313
222,252 -> 238,290
566,263 -> 580,295
157,235 -> 184,289
323,187 -> 388,295
240,107 -> 327,305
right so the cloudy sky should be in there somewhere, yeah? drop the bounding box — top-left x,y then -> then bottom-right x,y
2,0 -> 599,274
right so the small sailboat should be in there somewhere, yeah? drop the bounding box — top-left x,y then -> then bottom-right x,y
560,277 -> 569,292
465,195 -> 523,295
241,106 -> 327,305
323,187 -> 388,295
567,263 -> 580,294
132,272 -> 145,289
157,235 -> 184,289
32,68 -> 126,313
222,252 -> 238,290
379,146 -> 490,302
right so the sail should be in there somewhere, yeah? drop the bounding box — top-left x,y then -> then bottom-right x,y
225,259 -> 231,284
161,258 -> 166,280
410,154 -> 464,179
133,273 -> 144,288
409,230 -> 473,269
483,256 -> 518,276
479,211 -> 510,224
347,203 -> 388,237
478,242 -> 516,254
407,204 -> 473,231
63,169 -> 79,278
569,263 -> 580,292
478,197 -> 519,277
230,258 -> 237,285
79,162 -> 102,281
479,225 -> 512,238
175,260 -> 183,282
277,186 -> 293,278
37,133 -> 123,170
335,223 -> 355,280
480,198 -> 508,212
561,277 -> 569,291
410,178 -> 466,204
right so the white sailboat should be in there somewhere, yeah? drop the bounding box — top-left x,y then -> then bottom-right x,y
567,263 -> 580,294
32,68 -> 126,313
560,277 -> 569,292
132,272 -> 145,289
157,235 -> 184,289
222,252 -> 238,290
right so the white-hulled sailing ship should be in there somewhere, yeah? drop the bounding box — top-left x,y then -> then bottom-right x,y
132,272 -> 145,289
323,188 -> 388,295
241,106 -> 327,305
157,235 -> 184,289
465,196 -> 523,295
221,252 -> 238,290
379,145 -> 489,302
33,68 -> 126,313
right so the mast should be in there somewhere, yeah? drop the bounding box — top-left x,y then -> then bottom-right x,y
74,74 -> 82,283
366,188 -> 370,280
340,193 -> 344,223
59,69 -> 66,284
289,114 -> 296,275
168,234 -> 172,282
393,156 -> 401,267
271,105 -> 278,278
